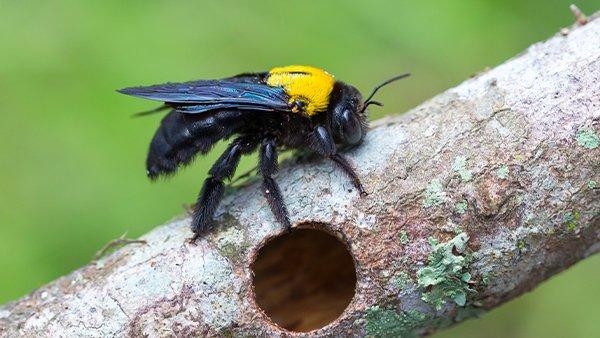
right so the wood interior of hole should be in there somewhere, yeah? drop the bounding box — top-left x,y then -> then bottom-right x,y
252,228 -> 357,332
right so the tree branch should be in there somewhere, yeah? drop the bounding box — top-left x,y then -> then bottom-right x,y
1,13 -> 599,338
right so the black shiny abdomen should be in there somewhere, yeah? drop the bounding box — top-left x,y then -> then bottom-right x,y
146,109 -> 312,179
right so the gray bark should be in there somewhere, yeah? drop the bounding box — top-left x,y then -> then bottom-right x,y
1,13 -> 599,338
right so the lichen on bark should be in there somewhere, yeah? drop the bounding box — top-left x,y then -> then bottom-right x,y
417,233 -> 474,310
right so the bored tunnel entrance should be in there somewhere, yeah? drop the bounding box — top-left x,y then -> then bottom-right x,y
251,227 -> 357,332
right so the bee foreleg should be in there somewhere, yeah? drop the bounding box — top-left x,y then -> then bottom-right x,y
330,154 -> 367,196
259,138 -> 291,232
189,135 -> 258,243
308,125 -> 367,196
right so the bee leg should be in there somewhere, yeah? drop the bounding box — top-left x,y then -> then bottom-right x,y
259,138 -> 292,232
309,125 -> 367,196
330,154 -> 367,196
189,135 -> 258,243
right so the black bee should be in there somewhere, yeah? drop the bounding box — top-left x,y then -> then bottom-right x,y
119,65 -> 408,242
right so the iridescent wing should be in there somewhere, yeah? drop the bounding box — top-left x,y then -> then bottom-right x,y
118,75 -> 291,114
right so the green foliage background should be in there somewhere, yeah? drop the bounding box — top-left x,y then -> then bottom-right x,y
0,1 -> 598,336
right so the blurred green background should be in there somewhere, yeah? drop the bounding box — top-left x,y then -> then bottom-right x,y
0,1 -> 598,337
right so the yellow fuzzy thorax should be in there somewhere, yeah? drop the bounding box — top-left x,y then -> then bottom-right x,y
266,65 -> 335,116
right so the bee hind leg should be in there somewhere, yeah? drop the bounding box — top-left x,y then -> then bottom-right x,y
189,135 -> 258,243
259,138 -> 292,232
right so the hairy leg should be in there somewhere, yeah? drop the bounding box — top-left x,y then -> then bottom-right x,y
308,125 -> 367,196
189,135 -> 258,243
330,154 -> 367,196
259,138 -> 291,231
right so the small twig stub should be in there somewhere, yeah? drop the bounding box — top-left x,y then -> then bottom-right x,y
93,232 -> 147,261
570,4 -> 588,25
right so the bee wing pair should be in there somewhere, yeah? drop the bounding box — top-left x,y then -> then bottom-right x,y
118,74 -> 293,115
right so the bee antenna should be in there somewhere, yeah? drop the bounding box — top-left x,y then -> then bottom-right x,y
364,101 -> 384,108
361,73 -> 410,113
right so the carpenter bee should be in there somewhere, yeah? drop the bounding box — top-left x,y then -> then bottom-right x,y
119,65 -> 409,242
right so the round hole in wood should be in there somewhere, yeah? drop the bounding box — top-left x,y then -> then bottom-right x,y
251,227 -> 357,332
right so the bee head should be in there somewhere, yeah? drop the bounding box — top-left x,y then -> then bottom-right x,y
329,73 -> 410,146
329,83 -> 367,146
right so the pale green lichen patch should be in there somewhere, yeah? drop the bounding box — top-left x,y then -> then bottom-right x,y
576,127 -> 599,149
213,227 -> 247,260
423,179 -> 446,208
399,231 -> 409,245
588,180 -> 598,189
394,271 -> 410,290
452,224 -> 464,234
496,165 -> 509,180
417,233 -> 475,310
452,156 -> 473,182
445,219 -> 463,234
516,239 -> 526,252
455,200 -> 468,214
481,273 -> 492,286
564,211 -> 581,231
363,306 -> 429,338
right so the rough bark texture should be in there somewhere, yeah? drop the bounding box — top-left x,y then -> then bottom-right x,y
1,14 -> 599,338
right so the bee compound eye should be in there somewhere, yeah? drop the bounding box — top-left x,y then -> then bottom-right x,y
341,110 -> 362,145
